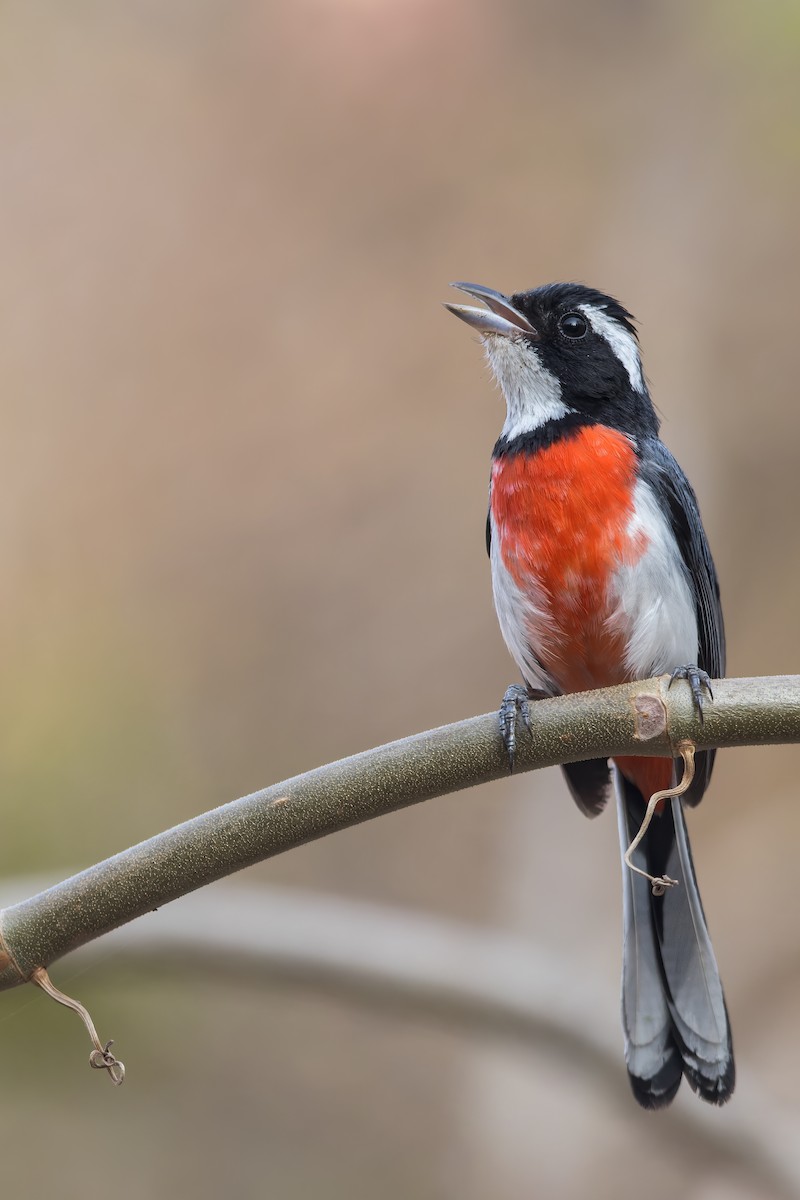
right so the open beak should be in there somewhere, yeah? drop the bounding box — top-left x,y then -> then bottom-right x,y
444,282 -> 538,339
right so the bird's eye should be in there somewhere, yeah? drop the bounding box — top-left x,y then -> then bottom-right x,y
559,312 -> 588,339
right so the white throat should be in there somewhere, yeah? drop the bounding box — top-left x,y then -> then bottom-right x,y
483,335 -> 570,440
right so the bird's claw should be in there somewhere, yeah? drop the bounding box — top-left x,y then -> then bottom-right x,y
668,664 -> 714,723
499,684 -> 532,772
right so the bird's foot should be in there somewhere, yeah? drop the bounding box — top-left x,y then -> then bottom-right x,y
499,684 -> 533,772
668,664 -> 714,723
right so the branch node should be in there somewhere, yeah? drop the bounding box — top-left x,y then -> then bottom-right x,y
631,691 -> 668,741
623,740 -> 696,893
31,967 -> 125,1086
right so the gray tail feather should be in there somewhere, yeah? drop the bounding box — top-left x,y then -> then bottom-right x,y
615,767 -> 735,1108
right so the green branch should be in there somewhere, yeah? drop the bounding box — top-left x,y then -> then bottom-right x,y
1,674 -> 798,992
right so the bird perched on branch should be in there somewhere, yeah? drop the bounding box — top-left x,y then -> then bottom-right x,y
446,280 -> 734,1108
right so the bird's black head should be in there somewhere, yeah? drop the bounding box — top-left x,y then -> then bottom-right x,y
445,281 -> 659,447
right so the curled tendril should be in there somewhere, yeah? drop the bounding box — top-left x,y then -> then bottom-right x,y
31,967 -> 126,1086
89,1040 -> 126,1086
623,740 -> 696,893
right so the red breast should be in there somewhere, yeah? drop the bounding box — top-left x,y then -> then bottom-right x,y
491,424 -> 672,799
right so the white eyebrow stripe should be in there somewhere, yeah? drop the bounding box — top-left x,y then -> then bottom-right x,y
579,304 -> 644,394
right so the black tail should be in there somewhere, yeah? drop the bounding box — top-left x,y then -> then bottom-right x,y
615,769 -> 735,1108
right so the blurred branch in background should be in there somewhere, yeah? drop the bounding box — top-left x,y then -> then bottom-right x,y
1,675 -> 799,992
1,874 -> 797,1198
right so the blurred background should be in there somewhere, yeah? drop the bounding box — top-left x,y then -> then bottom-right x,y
1,0 -> 800,1196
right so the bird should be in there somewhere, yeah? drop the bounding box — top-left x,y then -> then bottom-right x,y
445,280 -> 734,1109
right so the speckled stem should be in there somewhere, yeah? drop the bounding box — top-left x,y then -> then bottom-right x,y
0,674 -> 798,991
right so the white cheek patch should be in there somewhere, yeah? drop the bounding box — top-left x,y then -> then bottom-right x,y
483,335 -> 571,440
580,304 -> 645,395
